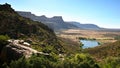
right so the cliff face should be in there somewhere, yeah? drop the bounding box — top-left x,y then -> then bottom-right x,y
17,11 -> 37,20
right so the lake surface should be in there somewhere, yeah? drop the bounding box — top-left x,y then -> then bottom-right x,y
80,40 -> 99,49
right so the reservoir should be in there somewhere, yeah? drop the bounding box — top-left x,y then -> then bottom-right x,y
80,40 -> 99,49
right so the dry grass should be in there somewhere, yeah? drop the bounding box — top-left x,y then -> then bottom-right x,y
57,29 -> 120,44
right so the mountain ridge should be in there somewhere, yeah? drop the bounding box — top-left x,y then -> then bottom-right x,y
17,11 -> 101,30
66,21 -> 100,30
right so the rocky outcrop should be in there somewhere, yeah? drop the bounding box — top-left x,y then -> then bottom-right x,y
0,40 -> 49,62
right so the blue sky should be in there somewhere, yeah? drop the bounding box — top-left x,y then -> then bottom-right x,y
0,0 -> 120,28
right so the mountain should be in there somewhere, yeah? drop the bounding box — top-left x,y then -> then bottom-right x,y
0,3 -> 64,55
17,11 -> 101,30
66,21 -> 100,30
17,11 -> 78,30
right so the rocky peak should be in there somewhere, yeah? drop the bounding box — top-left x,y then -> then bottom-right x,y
0,3 -> 11,9
17,11 -> 32,15
17,11 -> 36,19
46,16 -> 64,24
0,3 -> 14,13
17,11 -> 64,23
52,16 -> 63,19
40,15 -> 47,18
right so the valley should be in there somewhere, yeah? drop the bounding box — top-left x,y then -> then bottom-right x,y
57,29 -> 120,45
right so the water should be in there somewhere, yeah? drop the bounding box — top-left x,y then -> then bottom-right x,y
80,40 -> 99,49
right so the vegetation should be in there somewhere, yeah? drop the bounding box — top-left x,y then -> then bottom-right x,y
2,51 -> 120,68
84,41 -> 120,60
0,35 -> 9,53
1,53 -> 99,68
79,37 -> 96,40
114,36 -> 120,40
99,57 -> 120,68
58,37 -> 82,54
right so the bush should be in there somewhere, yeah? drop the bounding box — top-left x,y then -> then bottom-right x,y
0,35 -> 9,53
5,53 -> 99,68
100,57 -> 120,68
114,36 -> 120,40
57,53 -> 99,68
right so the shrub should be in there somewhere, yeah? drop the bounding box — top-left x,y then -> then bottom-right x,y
0,35 -> 9,53
58,53 -> 100,68
100,57 -> 120,68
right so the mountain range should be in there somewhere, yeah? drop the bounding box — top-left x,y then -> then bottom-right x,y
17,11 -> 100,31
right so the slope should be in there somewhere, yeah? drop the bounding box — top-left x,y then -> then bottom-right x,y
0,3 -> 64,54
84,40 -> 120,60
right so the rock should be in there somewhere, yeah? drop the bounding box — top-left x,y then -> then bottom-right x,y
0,39 -> 49,62
23,42 -> 30,47
0,44 -> 32,62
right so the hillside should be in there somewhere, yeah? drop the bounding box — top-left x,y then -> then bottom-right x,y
17,11 -> 101,30
84,40 -> 120,60
0,3 -> 64,54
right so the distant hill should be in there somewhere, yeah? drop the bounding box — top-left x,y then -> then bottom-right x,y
17,11 -> 101,30
66,21 -> 100,30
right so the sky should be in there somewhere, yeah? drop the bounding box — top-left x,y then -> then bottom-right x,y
0,0 -> 120,28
